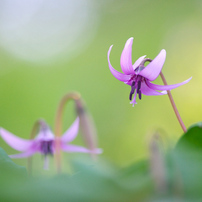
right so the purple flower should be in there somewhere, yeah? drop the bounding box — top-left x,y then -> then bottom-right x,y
0,117 -> 102,169
108,37 -> 192,106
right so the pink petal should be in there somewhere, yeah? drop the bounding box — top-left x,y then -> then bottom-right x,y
0,128 -> 34,151
146,77 -> 192,91
108,45 -> 131,82
9,149 -> 37,158
120,37 -> 134,74
62,144 -> 102,154
124,80 -> 133,86
133,55 -> 146,70
139,49 -> 166,81
61,117 -> 79,143
141,81 -> 167,96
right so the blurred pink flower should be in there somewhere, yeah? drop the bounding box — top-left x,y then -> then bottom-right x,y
0,117 -> 102,169
108,37 -> 191,106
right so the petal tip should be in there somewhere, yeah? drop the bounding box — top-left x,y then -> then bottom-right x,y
161,90 -> 167,94
108,45 -> 113,55
125,37 -> 134,46
97,148 -> 103,154
160,49 -> 166,59
160,49 -> 166,57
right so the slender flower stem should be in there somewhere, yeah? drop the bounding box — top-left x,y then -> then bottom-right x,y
54,92 -> 81,174
160,72 -> 187,133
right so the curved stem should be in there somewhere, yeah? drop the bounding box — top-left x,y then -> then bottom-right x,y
160,72 -> 187,133
54,92 -> 81,174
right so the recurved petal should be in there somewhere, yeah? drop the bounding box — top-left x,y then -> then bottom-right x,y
141,81 -> 167,96
62,144 -> 102,154
61,117 -> 79,143
133,55 -> 146,70
108,45 -> 131,82
120,37 -> 134,74
9,149 -> 37,158
139,49 -> 166,81
0,128 -> 34,151
146,77 -> 192,91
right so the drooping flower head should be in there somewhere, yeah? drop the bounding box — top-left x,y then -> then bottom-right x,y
0,117 -> 102,169
108,37 -> 191,106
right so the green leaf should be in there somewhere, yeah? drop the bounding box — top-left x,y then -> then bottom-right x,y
175,122 -> 202,151
173,123 -> 202,199
0,147 -> 27,180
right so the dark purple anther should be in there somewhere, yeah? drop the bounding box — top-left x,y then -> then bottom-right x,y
129,81 -> 136,100
129,92 -> 132,100
137,80 -> 141,93
41,140 -> 53,156
138,90 -> 142,100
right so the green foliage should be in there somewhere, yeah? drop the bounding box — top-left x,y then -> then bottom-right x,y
1,123 -> 202,201
0,155 -> 152,201
0,147 -> 26,179
174,123 -> 202,200
176,122 -> 202,151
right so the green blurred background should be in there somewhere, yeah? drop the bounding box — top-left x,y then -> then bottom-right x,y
0,0 -> 201,171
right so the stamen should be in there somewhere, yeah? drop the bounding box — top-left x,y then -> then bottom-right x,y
48,141 -> 53,155
129,91 -> 133,101
137,81 -> 141,93
129,81 -> 136,100
132,81 -> 135,87
41,141 -> 53,155
138,90 -> 142,100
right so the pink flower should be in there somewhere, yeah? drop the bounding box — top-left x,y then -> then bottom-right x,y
0,118 -> 102,169
108,37 -> 191,106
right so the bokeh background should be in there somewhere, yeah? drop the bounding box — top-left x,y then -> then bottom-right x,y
0,0 -> 201,172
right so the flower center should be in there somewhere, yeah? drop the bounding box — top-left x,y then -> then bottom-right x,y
41,140 -> 53,156
129,75 -> 143,101
129,58 -> 153,101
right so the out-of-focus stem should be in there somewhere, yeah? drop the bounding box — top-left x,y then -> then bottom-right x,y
160,72 -> 187,133
54,92 -> 81,174
27,120 -> 41,175
149,134 -> 167,194
75,99 -> 98,160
